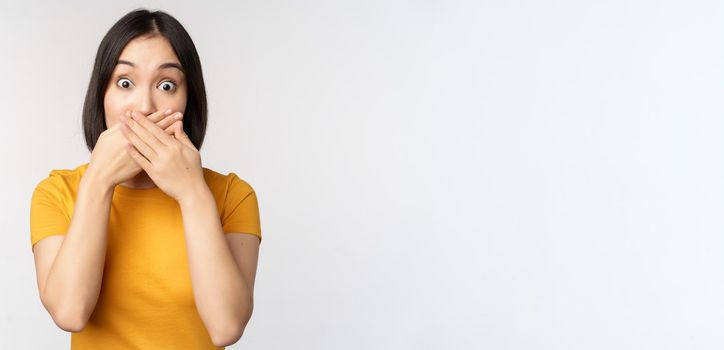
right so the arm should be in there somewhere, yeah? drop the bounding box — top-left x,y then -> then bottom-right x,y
32,170 -> 113,332
178,186 -> 257,347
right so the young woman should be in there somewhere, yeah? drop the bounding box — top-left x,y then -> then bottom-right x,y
29,9 -> 262,349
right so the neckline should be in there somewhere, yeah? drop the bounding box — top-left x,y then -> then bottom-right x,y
113,183 -> 166,198
78,162 -> 167,199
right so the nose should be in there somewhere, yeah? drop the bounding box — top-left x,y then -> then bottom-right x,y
132,86 -> 155,116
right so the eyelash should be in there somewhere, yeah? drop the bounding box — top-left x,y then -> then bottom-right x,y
116,77 -> 178,92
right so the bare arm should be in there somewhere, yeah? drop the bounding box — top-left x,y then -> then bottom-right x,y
32,113 -> 182,332
33,170 -> 113,332
178,186 -> 255,347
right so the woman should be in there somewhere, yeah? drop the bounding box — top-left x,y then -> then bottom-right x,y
29,9 -> 262,349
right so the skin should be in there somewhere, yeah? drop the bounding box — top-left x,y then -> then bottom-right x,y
32,34 -> 260,347
104,33 -> 188,189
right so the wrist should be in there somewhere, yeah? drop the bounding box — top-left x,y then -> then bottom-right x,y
80,169 -> 114,197
84,164 -> 114,188
177,182 -> 213,209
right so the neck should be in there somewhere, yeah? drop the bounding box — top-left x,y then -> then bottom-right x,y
120,171 -> 156,189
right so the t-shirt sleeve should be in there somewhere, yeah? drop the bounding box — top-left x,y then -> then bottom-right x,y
29,173 -> 70,251
221,173 -> 262,243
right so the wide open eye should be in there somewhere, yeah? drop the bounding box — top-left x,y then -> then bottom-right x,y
158,80 -> 177,92
117,78 -> 133,89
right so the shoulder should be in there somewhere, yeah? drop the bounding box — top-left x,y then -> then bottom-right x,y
33,163 -> 88,197
202,167 -> 256,194
202,167 -> 258,209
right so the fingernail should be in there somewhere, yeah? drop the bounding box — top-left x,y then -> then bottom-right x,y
174,113 -> 182,120
165,108 -> 173,115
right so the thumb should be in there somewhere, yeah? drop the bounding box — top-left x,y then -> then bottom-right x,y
174,121 -> 195,148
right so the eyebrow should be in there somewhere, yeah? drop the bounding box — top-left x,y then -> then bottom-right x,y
117,59 -> 184,73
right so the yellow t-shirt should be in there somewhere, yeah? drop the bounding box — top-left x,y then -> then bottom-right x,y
29,162 -> 262,349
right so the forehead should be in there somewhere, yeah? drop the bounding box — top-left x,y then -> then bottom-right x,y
117,35 -> 180,67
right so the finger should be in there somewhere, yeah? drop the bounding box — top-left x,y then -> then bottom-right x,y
106,110 -> 133,131
145,108 -> 174,123
123,109 -> 166,125
131,111 -> 175,147
124,141 -> 152,171
174,120 -> 196,149
157,112 -> 183,134
114,110 -> 175,134
127,112 -> 168,152
121,117 -> 158,161
124,109 -> 177,128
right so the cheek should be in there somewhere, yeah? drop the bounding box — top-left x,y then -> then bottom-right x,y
170,87 -> 188,113
103,91 -> 125,127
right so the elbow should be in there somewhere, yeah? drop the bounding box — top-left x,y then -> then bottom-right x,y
207,298 -> 254,346
44,299 -> 91,333
210,322 -> 245,347
210,314 -> 251,347
50,309 -> 89,333
38,285 -> 97,333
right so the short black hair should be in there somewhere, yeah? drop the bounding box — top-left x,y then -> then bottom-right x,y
82,8 -> 207,151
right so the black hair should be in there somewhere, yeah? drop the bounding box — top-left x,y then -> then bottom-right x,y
82,8 -> 207,151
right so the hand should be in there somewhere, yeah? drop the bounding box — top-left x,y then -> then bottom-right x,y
86,109 -> 184,188
120,111 -> 205,202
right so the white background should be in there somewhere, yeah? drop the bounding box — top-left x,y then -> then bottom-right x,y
1,0 -> 722,349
